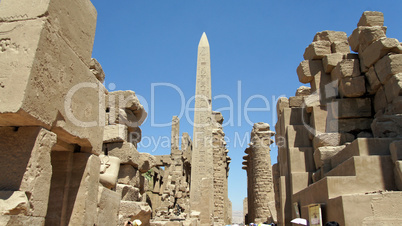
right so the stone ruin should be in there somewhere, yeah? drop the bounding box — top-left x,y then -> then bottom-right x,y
0,0 -> 232,226
272,11 -> 402,225
242,123 -> 276,224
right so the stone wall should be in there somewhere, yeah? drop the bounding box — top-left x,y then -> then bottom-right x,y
242,123 -> 276,224
274,11 -> 402,225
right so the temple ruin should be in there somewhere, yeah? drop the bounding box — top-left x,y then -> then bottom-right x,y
1,0 -> 402,225
272,11 -> 402,225
0,0 -> 231,225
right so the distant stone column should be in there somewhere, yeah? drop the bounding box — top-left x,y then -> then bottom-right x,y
190,32 -> 214,225
243,123 -> 275,224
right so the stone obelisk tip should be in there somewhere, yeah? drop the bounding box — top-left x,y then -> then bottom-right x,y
199,32 -> 209,47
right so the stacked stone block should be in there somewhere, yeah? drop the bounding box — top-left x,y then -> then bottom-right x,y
242,123 -> 276,224
274,11 -> 402,225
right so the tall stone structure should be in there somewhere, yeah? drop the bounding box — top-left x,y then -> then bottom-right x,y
274,11 -> 402,225
190,32 -> 214,225
242,123 -> 276,224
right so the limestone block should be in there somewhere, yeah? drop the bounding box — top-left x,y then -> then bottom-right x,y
339,76 -> 366,98
357,11 -> 384,27
90,58 -> 105,83
99,155 -> 121,189
327,118 -> 372,133
323,53 -> 344,73
138,153 -> 157,173
327,98 -> 372,119
295,86 -> 311,97
118,165 -> 141,188
0,215 -> 45,226
289,96 -> 304,108
375,54 -> 402,85
276,97 -> 289,117
108,142 -> 141,167
286,125 -> 312,148
360,38 -> 402,69
395,161 -> 402,191
390,140 -> 402,163
313,30 -> 348,43
69,154 -> 100,226
0,191 -> 29,215
371,115 -> 402,138
119,201 -> 152,226
358,26 -> 386,52
0,0 -> 97,65
97,186 -> 120,226
297,60 -> 325,83
107,91 -> 146,125
304,41 -> 331,60
374,86 -> 388,113
0,127 -> 56,217
0,19 -> 105,154
384,74 -> 402,103
365,66 -> 382,94
313,146 -> 345,169
348,28 -> 361,52
385,96 -> 402,115
310,106 -> 327,135
331,59 -> 361,82
313,133 -> 341,150
103,124 -> 128,143
288,147 -> 314,173
331,41 -> 350,54
309,70 -> 332,99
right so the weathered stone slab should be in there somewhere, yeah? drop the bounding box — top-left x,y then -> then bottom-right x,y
297,60 -> 324,83
327,98 -> 372,119
314,146 -> 345,169
289,96 -> 304,108
286,125 -> 312,148
107,90 -> 147,126
309,106 -> 327,135
116,184 -> 142,202
331,59 -> 361,81
372,115 -> 402,138
0,0 -> 97,65
313,133 -> 341,150
118,165 -> 142,188
295,86 -> 311,97
375,54 -> 402,85
384,73 -> 402,103
103,124 -> 128,143
0,18 -> 105,154
69,154 -> 100,226
357,11 -> 384,27
313,31 -> 348,43
374,86 -> 388,113
304,41 -> 331,60
358,26 -> 386,52
365,66 -> 381,94
0,191 -> 29,215
90,58 -> 105,83
0,215 -> 45,226
360,38 -> 402,69
97,186 -> 120,226
119,201 -> 152,226
108,142 -> 140,167
339,76 -> 366,98
331,41 -> 350,54
99,155 -> 121,189
327,118 -> 372,133
390,140 -> 402,163
276,97 -> 289,118
0,127 -> 56,217
323,53 -> 344,73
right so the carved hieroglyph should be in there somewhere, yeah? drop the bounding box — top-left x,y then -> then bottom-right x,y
190,32 -> 214,224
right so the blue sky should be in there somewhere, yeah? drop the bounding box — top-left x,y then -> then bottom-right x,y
91,0 -> 402,212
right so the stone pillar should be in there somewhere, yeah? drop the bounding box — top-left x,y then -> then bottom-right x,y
243,123 -> 275,224
190,32 -> 214,225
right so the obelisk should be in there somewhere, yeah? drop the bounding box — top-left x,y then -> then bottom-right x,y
190,32 -> 214,225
